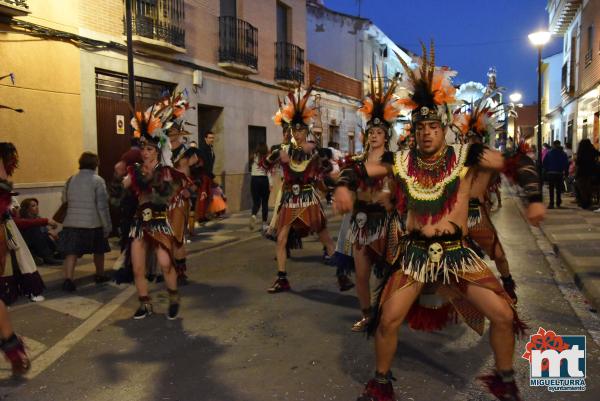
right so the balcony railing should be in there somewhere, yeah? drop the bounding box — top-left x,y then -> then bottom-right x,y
218,16 -> 258,74
585,48 -> 593,67
0,0 -> 30,17
275,42 -> 304,84
126,0 -> 185,50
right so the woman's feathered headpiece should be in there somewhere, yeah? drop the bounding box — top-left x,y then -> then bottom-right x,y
130,89 -> 192,166
273,85 -> 317,130
358,66 -> 402,134
396,40 -> 456,126
451,90 -> 504,144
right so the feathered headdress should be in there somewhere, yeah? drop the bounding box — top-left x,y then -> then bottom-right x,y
130,91 -> 183,166
395,40 -> 456,126
273,85 -> 317,130
358,66 -> 402,134
451,90 -> 504,144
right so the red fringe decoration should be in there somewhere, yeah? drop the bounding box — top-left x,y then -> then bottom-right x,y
416,190 -> 458,226
406,302 -> 457,332
395,186 -> 407,214
513,312 -> 529,338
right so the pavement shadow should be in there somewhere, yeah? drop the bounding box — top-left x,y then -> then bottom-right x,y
95,317 -> 241,400
180,282 -> 247,312
338,316 -> 491,391
291,288 -> 359,310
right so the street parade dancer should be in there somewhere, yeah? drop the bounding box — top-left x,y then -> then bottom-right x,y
264,86 -> 352,293
123,93 -> 189,320
334,42 -> 545,401
167,93 -> 196,286
0,141 -> 31,376
335,69 -> 404,331
452,93 -> 518,302
264,127 -> 304,260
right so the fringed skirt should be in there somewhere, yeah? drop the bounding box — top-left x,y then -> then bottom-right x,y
369,232 -> 525,336
130,204 -> 176,263
168,196 -> 190,245
276,187 -> 326,237
467,198 -> 483,229
333,213 -> 355,275
338,204 -> 404,278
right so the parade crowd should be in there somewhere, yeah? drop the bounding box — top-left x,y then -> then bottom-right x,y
3,42 -> 585,401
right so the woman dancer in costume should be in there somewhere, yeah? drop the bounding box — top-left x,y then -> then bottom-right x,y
337,69 -> 404,331
452,93 -> 518,302
167,93 -> 195,286
123,96 -> 188,320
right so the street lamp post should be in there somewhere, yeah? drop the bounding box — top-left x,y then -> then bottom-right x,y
125,0 -> 136,110
528,30 -> 552,201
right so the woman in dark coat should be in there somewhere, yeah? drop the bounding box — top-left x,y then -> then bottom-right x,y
575,139 -> 600,209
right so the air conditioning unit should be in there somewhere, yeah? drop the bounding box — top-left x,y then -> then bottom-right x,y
193,70 -> 203,87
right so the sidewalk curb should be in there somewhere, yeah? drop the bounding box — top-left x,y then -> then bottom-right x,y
515,199 -> 600,312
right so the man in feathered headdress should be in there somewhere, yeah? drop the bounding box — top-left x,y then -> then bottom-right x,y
334,42 -> 545,401
264,86 -> 346,293
452,92 -> 518,303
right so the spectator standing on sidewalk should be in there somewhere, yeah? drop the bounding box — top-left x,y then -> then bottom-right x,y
575,139 -> 600,209
15,198 -> 62,265
249,143 -> 272,232
58,152 -> 112,292
194,131 -> 216,223
541,143 -> 551,162
543,140 -> 570,209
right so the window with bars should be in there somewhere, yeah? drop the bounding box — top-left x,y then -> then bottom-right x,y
95,70 -> 175,106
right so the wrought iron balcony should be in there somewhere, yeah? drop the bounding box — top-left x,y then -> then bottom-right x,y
548,0 -> 582,34
218,16 -> 258,75
126,0 -> 185,52
0,0 -> 30,17
275,42 -> 305,85
584,48 -> 593,67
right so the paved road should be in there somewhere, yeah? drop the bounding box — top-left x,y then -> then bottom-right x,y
1,195 -> 598,401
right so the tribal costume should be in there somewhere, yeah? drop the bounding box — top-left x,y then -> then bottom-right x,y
452,91 -> 521,302
345,42 -> 541,401
335,69 -> 404,330
265,142 -> 329,236
167,94 -> 194,284
265,86 -> 343,293
127,91 -> 189,320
